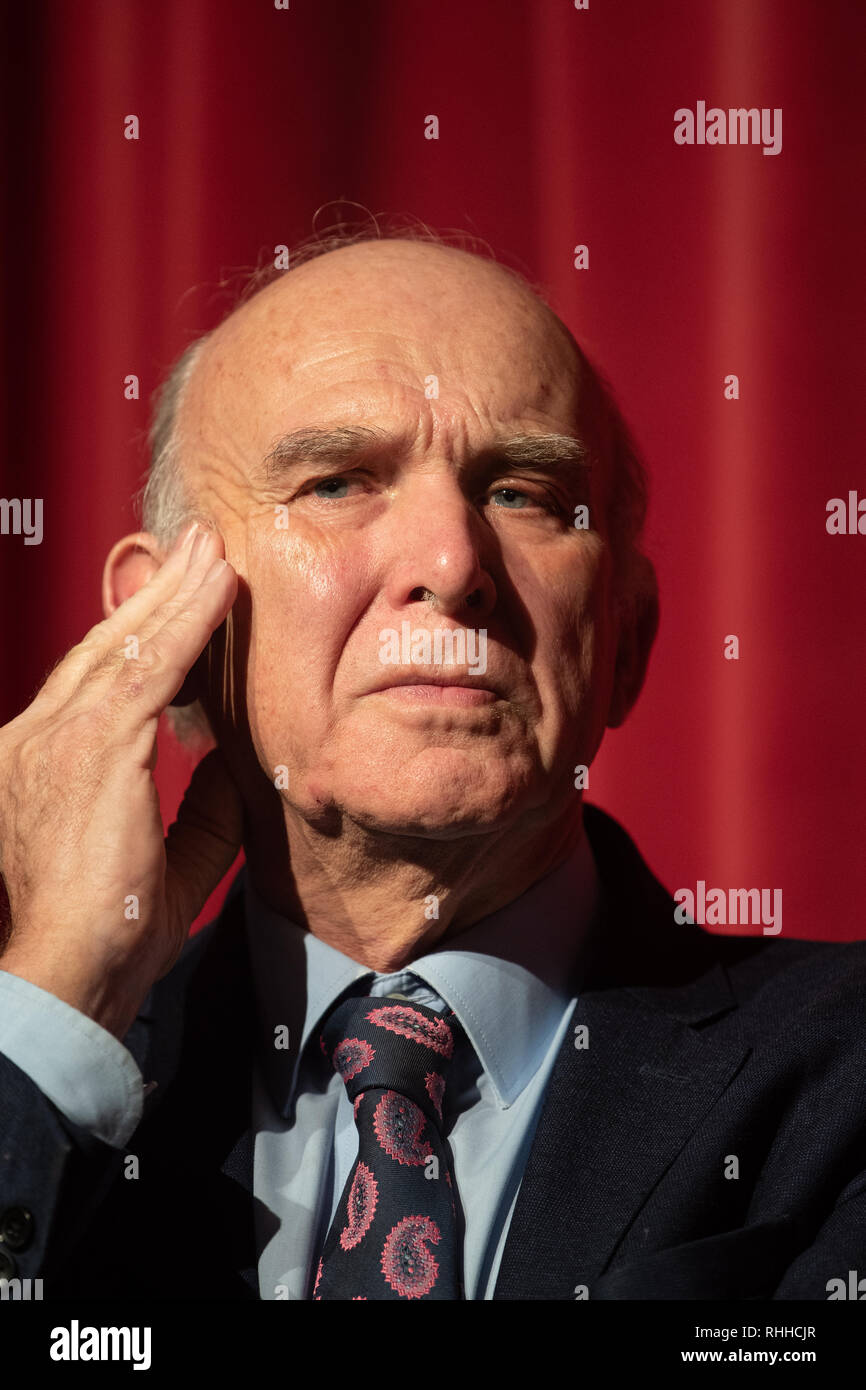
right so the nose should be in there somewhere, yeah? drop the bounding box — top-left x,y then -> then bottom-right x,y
383,474 -> 496,623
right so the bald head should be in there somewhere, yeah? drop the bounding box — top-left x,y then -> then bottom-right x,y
176,240 -> 584,532
198,237 -> 575,376
144,234 -> 650,604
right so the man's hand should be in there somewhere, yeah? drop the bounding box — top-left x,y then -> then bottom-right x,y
0,522 -> 243,1040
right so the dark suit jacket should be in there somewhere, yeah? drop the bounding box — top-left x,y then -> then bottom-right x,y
1,805 -> 865,1300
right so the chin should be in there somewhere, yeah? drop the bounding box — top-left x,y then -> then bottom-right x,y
342,801 -> 517,840
294,740 -> 541,836
336,773 -> 535,839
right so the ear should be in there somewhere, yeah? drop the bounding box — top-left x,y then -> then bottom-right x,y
606,557 -> 659,729
102,532 -> 162,616
101,531 -> 203,708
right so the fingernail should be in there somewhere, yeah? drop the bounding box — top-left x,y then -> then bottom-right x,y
170,521 -> 200,554
189,529 -> 210,562
203,558 -> 228,583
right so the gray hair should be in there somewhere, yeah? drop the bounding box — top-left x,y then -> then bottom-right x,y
140,335 -> 210,545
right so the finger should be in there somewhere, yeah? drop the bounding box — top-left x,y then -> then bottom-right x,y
129,525 -> 227,648
98,522 -> 216,644
102,556 -> 238,731
34,527 -> 229,722
28,523 -> 206,712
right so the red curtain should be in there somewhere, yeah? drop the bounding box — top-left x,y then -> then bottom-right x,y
2,0 -> 863,939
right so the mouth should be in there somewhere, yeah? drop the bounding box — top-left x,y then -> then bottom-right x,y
366,673 -> 502,706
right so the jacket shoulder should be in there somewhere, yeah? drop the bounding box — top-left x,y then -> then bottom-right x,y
582,802 -> 866,1030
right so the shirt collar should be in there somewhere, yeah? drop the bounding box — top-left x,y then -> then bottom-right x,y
244,831 -> 600,1118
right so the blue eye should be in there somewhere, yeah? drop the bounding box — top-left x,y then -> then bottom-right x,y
491,487 -> 530,509
313,477 -> 351,499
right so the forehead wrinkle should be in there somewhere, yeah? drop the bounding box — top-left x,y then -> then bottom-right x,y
205,246 -> 577,397
181,247 -> 589,511
183,409 -> 267,529
256,424 -> 590,491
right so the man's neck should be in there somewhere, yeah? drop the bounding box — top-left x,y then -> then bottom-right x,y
242,801 -> 587,973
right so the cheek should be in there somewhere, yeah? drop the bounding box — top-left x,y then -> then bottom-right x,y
531,549 -> 615,724
244,524 -> 373,717
258,522 -> 360,606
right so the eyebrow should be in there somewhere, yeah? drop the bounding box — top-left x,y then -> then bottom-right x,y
259,426 -> 590,483
261,426 -> 392,480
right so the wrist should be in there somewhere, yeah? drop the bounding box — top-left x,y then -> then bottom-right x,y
0,946 -> 151,1040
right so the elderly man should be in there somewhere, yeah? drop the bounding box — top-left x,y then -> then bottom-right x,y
0,233 -> 863,1302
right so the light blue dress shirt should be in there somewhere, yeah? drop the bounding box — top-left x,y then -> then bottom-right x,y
0,833 -> 600,1299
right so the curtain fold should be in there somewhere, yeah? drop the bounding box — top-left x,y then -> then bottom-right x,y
2,0 -> 863,938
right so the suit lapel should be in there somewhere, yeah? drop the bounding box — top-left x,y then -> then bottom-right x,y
493,807 -> 752,1299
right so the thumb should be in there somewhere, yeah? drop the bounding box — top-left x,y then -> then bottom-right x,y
164,747 -> 244,943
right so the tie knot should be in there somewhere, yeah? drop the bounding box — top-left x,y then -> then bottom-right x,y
320,994 -> 462,1126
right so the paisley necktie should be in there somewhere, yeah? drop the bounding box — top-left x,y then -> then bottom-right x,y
312,994 -> 463,1300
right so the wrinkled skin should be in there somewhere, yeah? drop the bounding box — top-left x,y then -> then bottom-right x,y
0,240 -> 656,1035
